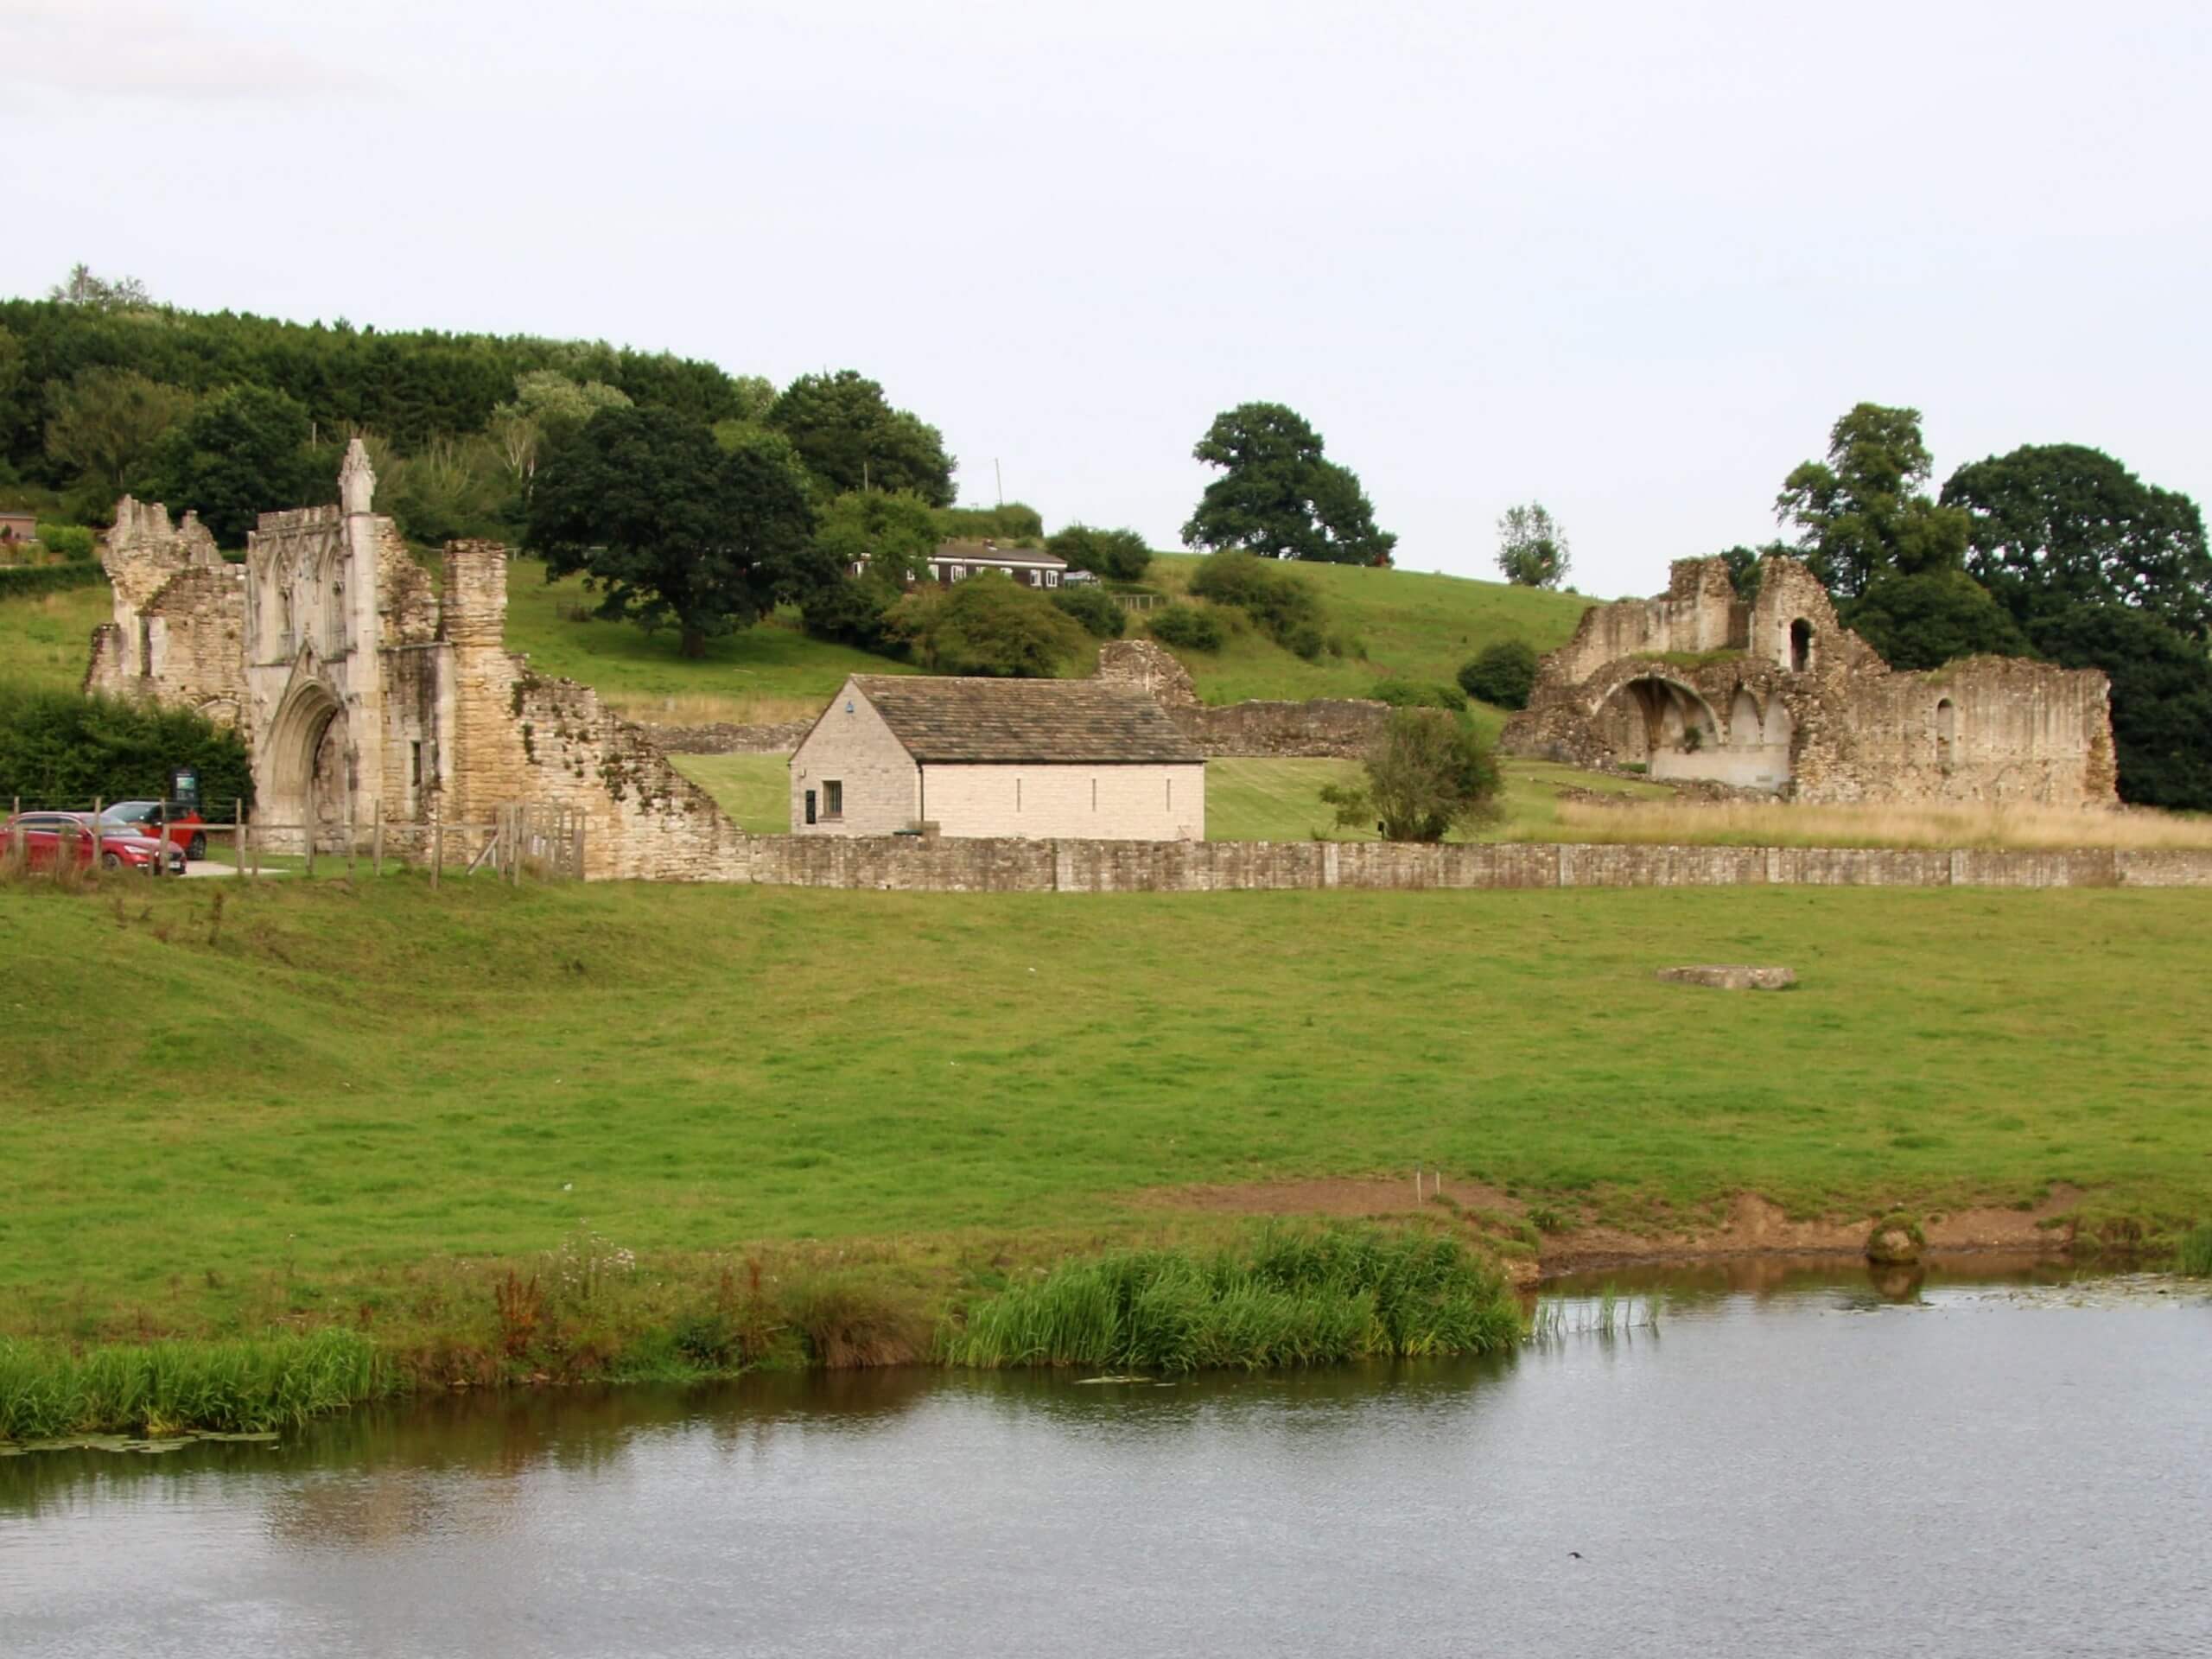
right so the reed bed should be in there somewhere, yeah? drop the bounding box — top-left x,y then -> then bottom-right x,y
0,1331 -> 399,1440
2177,1224 -> 2212,1278
943,1226 -> 1522,1373
1528,1287 -> 1662,1344
1542,798 -> 2212,853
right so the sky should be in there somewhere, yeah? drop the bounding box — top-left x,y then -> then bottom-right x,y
4,0 -> 2208,598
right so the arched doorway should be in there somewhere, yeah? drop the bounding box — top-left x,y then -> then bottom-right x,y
1592,676 -> 1722,781
1935,698 -> 1958,772
261,682 -> 351,852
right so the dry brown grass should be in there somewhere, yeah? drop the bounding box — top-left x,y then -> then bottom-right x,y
1542,797 -> 2212,852
598,691 -> 821,728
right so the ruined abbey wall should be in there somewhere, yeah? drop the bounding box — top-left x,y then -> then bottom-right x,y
1094,639 -> 1390,758
1501,556 -> 2116,807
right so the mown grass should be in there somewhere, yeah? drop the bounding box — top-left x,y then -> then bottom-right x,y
0,1330 -> 396,1440
945,1225 -> 1519,1372
0,582 -> 113,695
2,873 -> 2208,1358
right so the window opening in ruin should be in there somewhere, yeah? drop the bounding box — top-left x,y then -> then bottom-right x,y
1936,698 -> 1957,771
410,741 -> 423,785
138,616 -> 152,677
1789,619 -> 1813,673
822,779 -> 843,819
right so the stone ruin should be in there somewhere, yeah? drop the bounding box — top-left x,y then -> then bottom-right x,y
86,441 -> 744,877
1093,639 -> 1390,758
1499,556 -> 2117,806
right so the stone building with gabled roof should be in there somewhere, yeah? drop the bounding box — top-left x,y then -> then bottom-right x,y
790,674 -> 1206,839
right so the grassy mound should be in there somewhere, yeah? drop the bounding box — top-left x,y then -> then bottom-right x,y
944,1226 -> 1519,1372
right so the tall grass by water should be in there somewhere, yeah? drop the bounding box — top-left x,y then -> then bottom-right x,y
0,1331 -> 398,1440
944,1226 -> 1521,1373
2178,1224 -> 2212,1277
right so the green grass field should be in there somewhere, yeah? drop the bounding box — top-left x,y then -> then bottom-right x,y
0,583 -> 112,694
3,874 -> 2205,1344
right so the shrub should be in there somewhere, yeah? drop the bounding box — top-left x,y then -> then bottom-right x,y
1319,708 -> 1503,842
1458,639 -> 1539,709
938,501 -> 1045,543
0,562 -> 105,601
35,523 -> 97,562
1047,524 -> 1153,582
1371,678 -> 1467,712
1051,582 -> 1126,639
1189,550 -> 1329,657
0,683 -> 252,808
1147,604 -> 1226,652
887,572 -> 1090,677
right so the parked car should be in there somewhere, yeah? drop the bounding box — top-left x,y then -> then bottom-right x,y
99,799 -> 209,861
1,812 -> 186,874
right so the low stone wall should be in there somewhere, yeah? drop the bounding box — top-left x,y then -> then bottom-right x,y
1171,698 -> 1389,759
643,718 -> 812,755
722,836 -> 2212,893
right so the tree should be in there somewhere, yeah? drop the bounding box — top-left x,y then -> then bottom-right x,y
1776,403 -> 1970,597
44,368 -> 194,505
1942,444 -> 2212,642
2028,602 -> 2212,810
1839,569 -> 2036,671
1495,504 -> 1570,588
144,384 -> 321,544
1458,639 -> 1540,709
1047,524 -> 1153,582
0,325 -> 27,461
888,571 -> 1089,677
1181,402 -> 1395,565
766,371 -> 956,505
1188,550 -> 1329,658
48,264 -> 153,311
1319,709 -> 1503,842
487,371 -> 632,502
524,406 -> 818,658
796,489 -> 941,648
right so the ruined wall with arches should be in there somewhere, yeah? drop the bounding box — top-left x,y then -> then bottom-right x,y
1501,556 -> 2115,806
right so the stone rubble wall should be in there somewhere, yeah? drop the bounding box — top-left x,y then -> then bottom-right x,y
639,718 -> 816,755
1093,638 -> 1389,758
717,835 -> 2212,892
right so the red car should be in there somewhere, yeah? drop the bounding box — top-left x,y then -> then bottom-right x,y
99,799 -> 210,861
1,811 -> 186,874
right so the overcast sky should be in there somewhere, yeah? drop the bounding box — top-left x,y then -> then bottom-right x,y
4,0 -> 2207,597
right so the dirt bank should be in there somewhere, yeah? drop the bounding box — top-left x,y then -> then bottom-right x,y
1141,1178 -> 2084,1282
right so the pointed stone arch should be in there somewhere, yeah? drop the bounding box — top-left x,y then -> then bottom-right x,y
260,678 -> 349,850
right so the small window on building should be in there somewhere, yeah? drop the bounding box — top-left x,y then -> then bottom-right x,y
1046,570 -> 1059,588
950,564 -> 967,581
410,741 -> 423,785
822,779 -> 843,819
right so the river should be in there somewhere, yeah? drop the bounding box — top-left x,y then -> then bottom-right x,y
3,1261 -> 2207,1657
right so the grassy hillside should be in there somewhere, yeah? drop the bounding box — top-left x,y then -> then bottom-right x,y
0,582 -> 111,694
1140,554 -> 1592,706
2,874 -> 2205,1344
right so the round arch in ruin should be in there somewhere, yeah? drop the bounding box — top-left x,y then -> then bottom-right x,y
1589,674 -> 1721,777
260,681 -> 351,850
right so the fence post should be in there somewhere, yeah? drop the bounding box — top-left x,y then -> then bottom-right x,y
511,804 -> 524,887
92,796 -> 103,873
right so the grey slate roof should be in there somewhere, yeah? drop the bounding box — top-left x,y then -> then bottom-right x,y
850,675 -> 1204,765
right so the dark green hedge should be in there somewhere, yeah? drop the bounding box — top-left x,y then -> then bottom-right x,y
0,563 -> 106,600
0,684 -> 251,810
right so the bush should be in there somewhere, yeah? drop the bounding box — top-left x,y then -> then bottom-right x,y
1320,708 -> 1503,842
1458,639 -> 1539,709
0,562 -> 106,600
1371,678 -> 1467,712
1147,604 -> 1226,652
35,523 -> 96,562
888,572 -> 1090,677
1188,550 -> 1330,657
1051,582 -> 1126,639
1047,524 -> 1153,582
937,502 -> 1045,543
0,683 -> 252,807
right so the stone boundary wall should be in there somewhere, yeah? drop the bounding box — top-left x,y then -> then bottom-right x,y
1169,698 -> 1389,759
641,718 -> 813,755
722,836 -> 2212,893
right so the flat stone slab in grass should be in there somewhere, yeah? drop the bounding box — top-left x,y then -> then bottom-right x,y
1656,964 -> 1797,991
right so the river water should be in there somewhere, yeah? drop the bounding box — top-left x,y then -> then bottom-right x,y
4,1262 -> 2209,1657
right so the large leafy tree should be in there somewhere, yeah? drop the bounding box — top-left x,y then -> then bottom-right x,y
1777,403 -> 1970,598
145,384 -> 321,543
797,489 -> 941,648
44,367 -> 194,505
766,371 -> 956,506
1181,403 -> 1395,565
2028,602 -> 2212,810
1047,524 -> 1153,582
1839,569 -> 2036,671
1495,503 -> 1571,588
525,406 -> 817,658
1941,444 -> 2212,642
